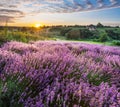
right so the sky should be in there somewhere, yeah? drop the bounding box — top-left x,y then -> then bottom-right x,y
0,0 -> 120,26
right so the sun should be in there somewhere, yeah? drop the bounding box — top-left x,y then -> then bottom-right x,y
35,23 -> 42,28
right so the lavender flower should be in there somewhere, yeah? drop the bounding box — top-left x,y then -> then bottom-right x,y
0,41 -> 120,107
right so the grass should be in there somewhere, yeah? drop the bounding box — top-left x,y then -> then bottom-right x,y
56,39 -> 115,46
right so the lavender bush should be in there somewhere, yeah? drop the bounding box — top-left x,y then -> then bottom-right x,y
0,41 -> 120,107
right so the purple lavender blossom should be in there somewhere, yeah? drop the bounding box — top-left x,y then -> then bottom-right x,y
0,41 -> 120,107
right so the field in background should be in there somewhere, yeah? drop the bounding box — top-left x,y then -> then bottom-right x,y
0,24 -> 120,46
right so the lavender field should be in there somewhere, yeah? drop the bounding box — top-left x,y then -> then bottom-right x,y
0,41 -> 120,107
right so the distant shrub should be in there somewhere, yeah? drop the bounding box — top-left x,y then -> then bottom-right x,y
0,31 -> 8,45
99,33 -> 109,42
60,28 -> 71,36
66,29 -> 94,40
89,30 -> 99,39
93,39 -> 99,42
6,32 -> 40,42
112,40 -> 120,46
66,29 -> 80,40
79,29 -> 93,39
49,27 -> 62,32
0,34 -> 8,45
105,29 -> 120,40
0,30 -> 50,44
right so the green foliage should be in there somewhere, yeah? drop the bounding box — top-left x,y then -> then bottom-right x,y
79,29 -> 93,39
99,33 -> 109,42
0,26 -> 120,46
8,31 -> 40,42
66,29 -> 80,40
0,34 -> 8,45
0,72 -> 42,107
49,27 -> 62,32
0,30 -> 50,45
89,30 -> 99,39
0,73 -> 24,107
105,29 -> 120,40
87,72 -> 110,86
60,28 -> 71,36
66,29 -> 94,40
112,40 -> 120,46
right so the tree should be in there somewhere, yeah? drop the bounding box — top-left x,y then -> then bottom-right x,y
97,22 -> 104,28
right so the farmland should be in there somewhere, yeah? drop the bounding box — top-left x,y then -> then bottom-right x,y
0,41 -> 120,107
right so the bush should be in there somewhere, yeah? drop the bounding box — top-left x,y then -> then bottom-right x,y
89,31 -> 99,39
66,29 -> 94,40
0,31 -> 9,45
49,27 -> 62,32
10,32 -> 41,42
60,28 -> 71,36
112,40 -> 120,46
0,30 -> 50,44
0,35 -> 8,45
79,29 -> 93,39
66,29 -> 80,40
99,33 -> 109,42
105,29 -> 120,40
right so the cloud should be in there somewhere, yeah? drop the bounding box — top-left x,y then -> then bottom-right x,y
110,0 -> 118,5
30,0 -> 120,13
0,8 -> 25,23
0,15 -> 14,23
0,0 -> 120,13
0,9 -> 24,15
0,0 -> 120,23
97,0 -> 105,7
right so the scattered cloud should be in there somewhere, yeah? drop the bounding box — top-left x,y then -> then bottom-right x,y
0,9 -> 24,15
0,15 -> 14,23
0,0 -> 120,23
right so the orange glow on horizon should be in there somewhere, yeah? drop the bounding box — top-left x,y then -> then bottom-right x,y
34,23 -> 43,28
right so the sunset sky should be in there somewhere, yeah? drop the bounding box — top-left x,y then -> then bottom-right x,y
0,0 -> 120,26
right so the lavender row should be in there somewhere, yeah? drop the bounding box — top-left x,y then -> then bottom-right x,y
0,41 -> 120,107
